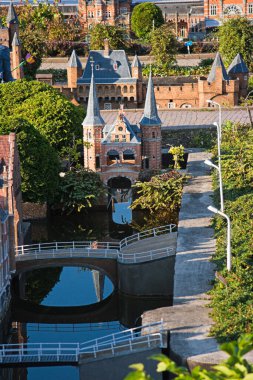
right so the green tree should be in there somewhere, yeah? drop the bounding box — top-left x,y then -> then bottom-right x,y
150,24 -> 178,69
0,117 -> 59,203
131,3 -> 164,40
0,80 -> 84,156
89,24 -> 127,50
217,17 -> 253,67
58,169 -> 105,214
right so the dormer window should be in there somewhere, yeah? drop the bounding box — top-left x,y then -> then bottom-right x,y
113,63 -> 118,71
95,64 -> 100,70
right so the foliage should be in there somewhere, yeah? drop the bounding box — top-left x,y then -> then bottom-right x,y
142,63 -> 211,78
58,169 -> 105,214
209,122 -> 253,341
124,334 -> 253,380
131,171 -> 188,214
131,3 -> 164,41
0,117 -> 59,203
0,80 -> 84,156
89,24 -> 127,50
217,17 -> 253,67
169,145 -> 185,169
150,24 -> 178,70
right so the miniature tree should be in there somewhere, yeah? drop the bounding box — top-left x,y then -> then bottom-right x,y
169,145 -> 185,169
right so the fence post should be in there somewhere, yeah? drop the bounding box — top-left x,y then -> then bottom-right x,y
170,225 -> 172,233
137,233 -> 140,241
22,246 -> 24,255
38,243 -> 41,253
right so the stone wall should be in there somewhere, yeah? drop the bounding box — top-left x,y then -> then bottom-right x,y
22,202 -> 48,220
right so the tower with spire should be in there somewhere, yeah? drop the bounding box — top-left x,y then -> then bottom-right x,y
139,70 -> 162,171
131,54 -> 143,105
67,50 -> 83,89
82,64 -> 105,171
11,32 -> 23,80
227,53 -> 249,98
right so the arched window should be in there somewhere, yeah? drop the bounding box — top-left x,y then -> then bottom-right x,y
130,86 -> 134,93
123,149 -> 135,161
123,86 -> 127,93
107,150 -> 120,165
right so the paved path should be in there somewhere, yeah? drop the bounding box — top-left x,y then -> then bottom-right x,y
142,149 -> 227,368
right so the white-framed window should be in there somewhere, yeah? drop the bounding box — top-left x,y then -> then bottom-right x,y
104,103 -> 112,110
120,7 -> 127,14
168,101 -> 175,109
248,3 -> 253,13
105,11 -> 111,18
181,104 -> 192,109
95,64 -> 100,70
97,10 -> 101,17
180,27 -> 186,37
88,11 -> 94,18
113,63 -> 118,71
210,4 -> 217,15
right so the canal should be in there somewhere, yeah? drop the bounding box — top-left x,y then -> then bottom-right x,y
3,208 -> 173,380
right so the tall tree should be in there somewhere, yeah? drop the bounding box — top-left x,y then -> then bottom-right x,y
89,24 -> 127,50
217,17 -> 253,67
150,24 -> 178,70
131,2 -> 164,40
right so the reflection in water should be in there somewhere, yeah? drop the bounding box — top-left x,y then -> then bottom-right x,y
111,188 -> 132,225
25,267 -> 113,307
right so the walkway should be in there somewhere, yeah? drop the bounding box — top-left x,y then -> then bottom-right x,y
142,149 -> 227,367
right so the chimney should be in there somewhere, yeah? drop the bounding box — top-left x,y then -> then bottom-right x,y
104,38 -> 110,57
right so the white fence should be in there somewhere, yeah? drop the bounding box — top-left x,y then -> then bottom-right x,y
119,224 -> 177,249
0,321 -> 165,365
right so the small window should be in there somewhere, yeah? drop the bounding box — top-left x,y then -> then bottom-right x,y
95,64 -> 100,70
249,4 -> 253,13
113,63 -> 118,71
210,4 -> 217,15
122,135 -> 126,138
104,103 -> 112,110
168,102 -> 175,109
120,7 -> 127,14
152,132 -> 155,138
118,127 -> 123,131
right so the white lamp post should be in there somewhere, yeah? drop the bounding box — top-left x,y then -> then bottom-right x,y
204,156 -> 224,213
208,205 -> 231,271
207,99 -> 222,139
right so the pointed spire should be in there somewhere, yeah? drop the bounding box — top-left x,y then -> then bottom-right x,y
207,52 -> 229,83
140,69 -> 161,126
227,53 -> 249,75
6,2 -> 18,25
132,54 -> 142,68
82,65 -> 105,127
67,50 -> 82,69
12,32 -> 20,47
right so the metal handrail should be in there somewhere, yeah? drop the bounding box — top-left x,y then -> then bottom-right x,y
0,321 -> 165,363
15,241 -> 120,256
119,224 -> 177,249
118,247 -> 174,263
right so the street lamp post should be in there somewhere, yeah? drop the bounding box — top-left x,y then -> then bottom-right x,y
204,158 -> 224,213
245,90 -> 253,127
208,206 -> 231,271
207,99 -> 222,139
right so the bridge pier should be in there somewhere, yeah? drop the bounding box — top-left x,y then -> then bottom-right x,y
118,256 -> 175,297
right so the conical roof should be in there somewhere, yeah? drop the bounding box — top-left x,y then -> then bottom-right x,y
132,54 -> 142,68
207,52 -> 229,83
12,32 -> 20,46
67,50 -> 82,68
140,70 -> 161,126
82,67 -> 105,127
6,2 -> 18,24
227,53 -> 249,75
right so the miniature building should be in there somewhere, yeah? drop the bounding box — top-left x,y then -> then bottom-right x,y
0,3 -> 23,80
66,44 -> 249,109
78,0 -> 131,32
82,65 -> 161,185
0,133 -> 23,319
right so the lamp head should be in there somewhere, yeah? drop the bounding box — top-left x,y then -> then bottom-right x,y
208,205 -> 219,214
206,99 -> 212,104
204,159 -> 213,167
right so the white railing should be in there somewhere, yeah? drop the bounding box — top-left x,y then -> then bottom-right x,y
15,241 -> 120,257
118,247 -> 174,263
0,321 -> 165,364
119,224 -> 177,250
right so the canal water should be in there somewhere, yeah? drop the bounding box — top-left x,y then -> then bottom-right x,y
5,208 -> 173,380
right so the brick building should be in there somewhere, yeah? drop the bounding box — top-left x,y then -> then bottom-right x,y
82,66 -> 161,185
65,44 -> 249,110
0,3 -> 23,80
78,0 -> 131,31
0,133 -> 24,320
